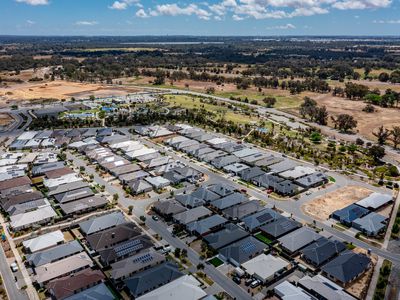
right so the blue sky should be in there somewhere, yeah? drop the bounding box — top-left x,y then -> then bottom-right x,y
2,0 -> 400,36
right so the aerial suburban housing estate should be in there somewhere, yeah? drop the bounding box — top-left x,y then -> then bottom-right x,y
1,9 -> 400,300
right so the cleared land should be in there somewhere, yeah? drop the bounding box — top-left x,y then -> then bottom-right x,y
302,186 -> 373,220
0,80 -> 141,106
164,94 -> 261,124
0,113 -> 13,126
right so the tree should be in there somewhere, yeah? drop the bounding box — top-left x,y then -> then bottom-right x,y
315,106 -> 329,125
262,96 -> 276,108
390,126 -> 400,149
369,145 -> 385,162
373,126 -> 390,145
378,72 -> 390,82
113,194 -> 119,202
128,205 -> 133,215
332,114 -> 357,133
362,104 -> 375,113
197,263 -> 205,270
174,248 -> 181,258
310,132 -> 322,143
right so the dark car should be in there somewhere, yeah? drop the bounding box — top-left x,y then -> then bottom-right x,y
232,276 -> 241,284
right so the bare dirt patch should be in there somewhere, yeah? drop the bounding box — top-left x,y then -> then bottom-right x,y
0,80 -> 141,105
0,113 -> 13,126
302,185 -> 373,220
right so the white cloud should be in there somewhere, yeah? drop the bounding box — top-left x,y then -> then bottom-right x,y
75,21 -> 98,26
26,20 -> 36,25
15,0 -> 48,5
136,8 -> 148,18
109,0 -> 139,10
333,0 -> 391,10
135,0 -> 392,21
149,4 -> 212,20
267,23 -> 296,30
373,19 -> 400,24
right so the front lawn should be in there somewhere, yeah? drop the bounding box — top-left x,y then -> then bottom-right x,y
255,233 -> 273,244
208,257 -> 224,268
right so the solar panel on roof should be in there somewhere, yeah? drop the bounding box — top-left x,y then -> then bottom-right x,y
256,213 -> 273,223
240,241 -> 256,254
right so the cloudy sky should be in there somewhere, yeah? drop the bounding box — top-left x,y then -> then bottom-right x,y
2,0 -> 400,35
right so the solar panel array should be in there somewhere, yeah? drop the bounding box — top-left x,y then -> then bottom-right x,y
132,253 -> 154,264
115,239 -> 143,258
240,241 -> 256,254
256,212 -> 273,224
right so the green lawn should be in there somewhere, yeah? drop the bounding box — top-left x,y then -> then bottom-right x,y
164,94 -> 261,124
255,233 -> 273,244
208,257 -> 224,268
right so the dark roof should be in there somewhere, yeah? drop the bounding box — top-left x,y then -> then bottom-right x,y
86,223 -> 141,251
45,167 -> 75,179
211,155 -> 240,169
59,196 -> 109,215
332,204 -> 370,225
63,283 -> 114,300
0,176 -> 31,191
322,251 -> 371,283
239,167 -> 266,182
242,208 -> 281,231
301,237 -> 346,267
295,172 -> 328,188
152,200 -> 186,216
99,235 -> 153,266
32,162 -> 65,176
163,171 -> 185,184
27,240 -> 83,267
124,262 -> 183,298
187,215 -> 228,235
260,217 -> 302,239
208,184 -> 235,197
210,192 -> 248,210
252,174 -> 284,189
1,191 -> 43,211
219,236 -> 266,265
191,187 -> 221,202
204,223 -> 249,250
47,268 -> 105,300
274,180 -> 301,196
222,201 -> 261,220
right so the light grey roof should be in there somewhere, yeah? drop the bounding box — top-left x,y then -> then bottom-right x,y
211,155 -> 240,168
241,153 -> 269,165
204,223 -> 249,250
268,159 -> 298,174
173,206 -> 212,225
322,251 -> 371,284
79,211 -> 127,235
232,148 -> 259,158
219,236 -> 266,265
48,181 -> 89,196
278,227 -> 322,253
352,212 -> 387,236
129,179 -> 153,194
295,172 -> 328,188
254,156 -> 284,167
210,192 -> 248,210
274,281 -> 312,300
187,215 -> 228,235
54,187 -> 95,204
110,250 -> 165,280
239,167 -> 266,181
27,240 -> 83,267
32,161 -> 65,176
64,283 -> 114,300
223,163 -> 250,174
193,147 -> 215,158
199,150 -> 227,163
356,192 -> 393,210
298,275 -> 356,300
119,170 -> 150,183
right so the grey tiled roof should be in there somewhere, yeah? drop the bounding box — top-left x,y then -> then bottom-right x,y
300,237 -> 346,267
219,236 -> 266,265
79,211 -> 127,235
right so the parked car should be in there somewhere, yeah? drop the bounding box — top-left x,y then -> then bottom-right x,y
10,262 -> 18,272
152,215 -> 159,221
245,278 -> 254,286
232,276 -> 241,284
250,279 -> 261,288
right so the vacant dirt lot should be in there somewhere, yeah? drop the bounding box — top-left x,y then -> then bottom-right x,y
0,113 -> 13,126
313,94 -> 400,141
302,186 -> 373,220
0,80 -> 141,106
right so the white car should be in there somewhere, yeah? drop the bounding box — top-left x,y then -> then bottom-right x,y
10,262 -> 18,272
305,191 -> 312,196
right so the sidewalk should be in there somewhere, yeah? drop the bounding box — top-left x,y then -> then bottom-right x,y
366,257 -> 383,300
0,217 -> 39,300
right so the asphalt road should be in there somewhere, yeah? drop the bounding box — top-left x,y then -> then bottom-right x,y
0,245 -> 29,300
146,218 -> 253,300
